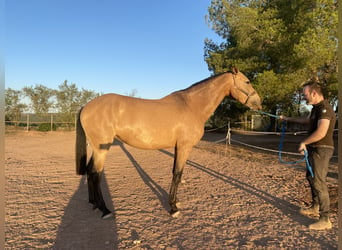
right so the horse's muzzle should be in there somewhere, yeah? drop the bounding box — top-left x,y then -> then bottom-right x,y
246,95 -> 262,111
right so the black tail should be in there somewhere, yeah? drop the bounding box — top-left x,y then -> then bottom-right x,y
76,107 -> 87,175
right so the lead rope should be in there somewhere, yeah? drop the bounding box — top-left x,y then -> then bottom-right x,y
256,111 -> 314,177
279,120 -> 314,177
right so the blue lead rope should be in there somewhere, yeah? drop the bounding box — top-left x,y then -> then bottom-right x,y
304,150 -> 314,178
278,121 -> 305,164
279,121 -> 314,177
257,110 -> 280,119
256,110 -> 314,177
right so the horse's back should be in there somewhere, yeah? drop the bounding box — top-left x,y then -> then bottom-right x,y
82,93 -> 185,119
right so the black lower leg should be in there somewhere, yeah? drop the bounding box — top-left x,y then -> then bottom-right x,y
86,158 -> 95,206
88,170 -> 111,218
169,171 -> 183,215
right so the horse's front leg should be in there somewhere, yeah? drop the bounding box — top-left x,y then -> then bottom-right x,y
87,150 -> 112,219
169,168 -> 183,217
169,145 -> 191,218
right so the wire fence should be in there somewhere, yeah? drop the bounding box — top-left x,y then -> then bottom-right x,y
6,113 -> 265,132
5,113 -> 77,132
5,113 -> 338,161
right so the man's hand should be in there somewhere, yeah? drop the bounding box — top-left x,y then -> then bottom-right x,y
279,115 -> 287,121
298,142 -> 307,155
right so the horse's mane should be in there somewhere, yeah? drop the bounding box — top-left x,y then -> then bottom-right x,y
171,72 -> 229,95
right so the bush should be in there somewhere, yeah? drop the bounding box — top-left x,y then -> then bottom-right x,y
37,123 -> 57,132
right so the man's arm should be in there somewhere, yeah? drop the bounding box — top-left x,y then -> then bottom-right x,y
298,119 -> 330,152
279,114 -> 310,124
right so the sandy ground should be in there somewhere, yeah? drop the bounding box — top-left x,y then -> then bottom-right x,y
5,130 -> 338,249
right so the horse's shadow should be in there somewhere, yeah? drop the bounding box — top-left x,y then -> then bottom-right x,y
159,149 -> 315,226
115,140 -> 170,211
53,140 -> 170,249
53,174 -> 118,249
54,143 -> 334,249
159,149 -> 336,249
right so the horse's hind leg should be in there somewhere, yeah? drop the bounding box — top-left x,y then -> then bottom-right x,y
87,148 -> 112,219
86,157 -> 96,205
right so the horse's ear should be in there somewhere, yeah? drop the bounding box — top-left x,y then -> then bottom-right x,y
232,67 -> 239,75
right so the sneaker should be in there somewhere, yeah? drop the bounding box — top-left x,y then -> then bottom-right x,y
299,205 -> 319,217
309,216 -> 332,230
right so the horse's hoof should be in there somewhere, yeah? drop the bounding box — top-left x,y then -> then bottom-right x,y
170,210 -> 180,218
102,212 -> 113,220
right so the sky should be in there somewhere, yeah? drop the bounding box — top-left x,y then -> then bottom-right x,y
5,0 -> 222,99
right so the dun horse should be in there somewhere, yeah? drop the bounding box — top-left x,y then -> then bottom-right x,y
76,68 -> 262,219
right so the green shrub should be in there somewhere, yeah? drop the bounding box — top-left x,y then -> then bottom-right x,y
37,123 -> 57,132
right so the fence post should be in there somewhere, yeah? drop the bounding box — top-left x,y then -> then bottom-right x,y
251,115 -> 254,130
26,114 -> 29,132
244,115 -> 248,130
51,114 -> 53,131
226,121 -> 231,145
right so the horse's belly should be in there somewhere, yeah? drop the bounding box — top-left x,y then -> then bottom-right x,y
116,129 -> 176,150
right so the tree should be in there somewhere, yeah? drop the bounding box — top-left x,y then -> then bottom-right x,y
23,84 -> 54,114
5,88 -> 27,124
207,97 -> 248,128
205,0 -> 338,127
78,88 -> 99,107
125,89 -> 138,97
54,80 -> 99,125
54,80 -> 80,115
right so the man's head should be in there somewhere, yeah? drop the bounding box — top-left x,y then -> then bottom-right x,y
303,82 -> 324,105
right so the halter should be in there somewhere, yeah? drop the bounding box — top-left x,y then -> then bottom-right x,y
232,73 -> 257,105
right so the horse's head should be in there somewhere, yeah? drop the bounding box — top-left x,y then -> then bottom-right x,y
230,67 -> 262,110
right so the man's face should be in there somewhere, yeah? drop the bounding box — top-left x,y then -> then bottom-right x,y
303,86 -> 314,105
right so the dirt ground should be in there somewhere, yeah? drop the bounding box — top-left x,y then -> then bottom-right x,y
5,130 -> 338,249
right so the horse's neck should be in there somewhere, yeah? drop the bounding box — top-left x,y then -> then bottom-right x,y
183,73 -> 232,122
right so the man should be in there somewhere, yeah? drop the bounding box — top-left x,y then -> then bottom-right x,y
280,81 -> 336,230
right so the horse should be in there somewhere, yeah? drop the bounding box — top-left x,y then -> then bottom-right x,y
76,67 -> 262,219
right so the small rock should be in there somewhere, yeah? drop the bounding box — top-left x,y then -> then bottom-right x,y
133,239 -> 141,245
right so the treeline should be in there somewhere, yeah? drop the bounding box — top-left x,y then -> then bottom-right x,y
205,0 -> 338,129
5,80 -> 100,124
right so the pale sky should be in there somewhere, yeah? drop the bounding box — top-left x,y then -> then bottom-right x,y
6,0 -> 222,99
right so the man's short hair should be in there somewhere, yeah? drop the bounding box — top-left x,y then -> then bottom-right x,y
303,81 -> 323,96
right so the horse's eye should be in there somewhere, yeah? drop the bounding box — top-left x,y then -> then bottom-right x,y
246,81 -> 250,84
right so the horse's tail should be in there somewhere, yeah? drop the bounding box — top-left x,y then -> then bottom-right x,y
76,107 -> 87,175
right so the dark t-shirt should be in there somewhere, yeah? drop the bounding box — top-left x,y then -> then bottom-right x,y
308,99 -> 336,147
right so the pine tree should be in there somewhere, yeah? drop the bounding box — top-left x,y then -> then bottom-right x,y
205,0 -> 338,120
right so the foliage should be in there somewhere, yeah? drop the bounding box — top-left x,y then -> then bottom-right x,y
207,97 -> 248,128
23,84 -> 54,115
5,88 -> 27,123
205,0 -> 338,124
125,89 -> 139,97
37,123 -> 57,132
54,80 -> 99,125
5,80 -> 100,124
